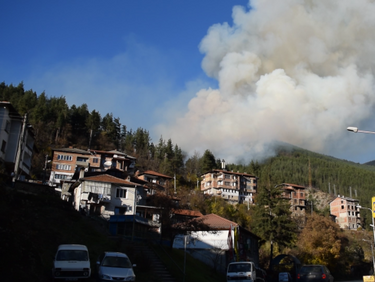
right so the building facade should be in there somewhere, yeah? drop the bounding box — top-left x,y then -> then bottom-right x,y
0,101 -> 34,180
278,183 -> 307,217
49,147 -> 136,186
200,170 -> 257,204
330,195 -> 360,230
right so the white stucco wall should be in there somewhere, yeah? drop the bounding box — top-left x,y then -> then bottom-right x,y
173,230 -> 230,250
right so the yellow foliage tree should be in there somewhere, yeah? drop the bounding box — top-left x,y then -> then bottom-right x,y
297,214 -> 341,269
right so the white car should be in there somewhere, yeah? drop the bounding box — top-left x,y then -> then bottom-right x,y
227,261 -> 256,282
96,252 -> 136,281
52,244 -> 91,280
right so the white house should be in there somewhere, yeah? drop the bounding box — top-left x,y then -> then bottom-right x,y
173,214 -> 260,273
72,174 -> 146,219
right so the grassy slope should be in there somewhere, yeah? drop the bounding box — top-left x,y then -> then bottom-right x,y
0,187 -> 226,282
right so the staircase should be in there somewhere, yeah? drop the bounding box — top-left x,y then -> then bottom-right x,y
138,244 -> 178,282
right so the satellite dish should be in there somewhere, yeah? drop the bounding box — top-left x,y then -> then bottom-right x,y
104,161 -> 112,167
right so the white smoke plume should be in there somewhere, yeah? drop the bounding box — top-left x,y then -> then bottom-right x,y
156,0 -> 375,163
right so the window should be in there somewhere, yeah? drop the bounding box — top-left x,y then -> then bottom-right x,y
77,157 -> 88,162
1,140 -> 6,153
93,158 -> 99,163
55,174 -> 69,180
116,189 -> 127,198
57,155 -> 72,161
225,182 -> 230,186
56,164 -> 71,170
5,121 -> 10,133
225,175 -> 231,179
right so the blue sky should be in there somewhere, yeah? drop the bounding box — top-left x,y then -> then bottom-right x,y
0,0 -> 247,137
2,0 -> 375,165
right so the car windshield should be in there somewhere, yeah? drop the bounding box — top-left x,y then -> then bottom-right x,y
102,256 -> 132,268
228,263 -> 252,272
300,266 -> 322,274
56,250 -> 88,261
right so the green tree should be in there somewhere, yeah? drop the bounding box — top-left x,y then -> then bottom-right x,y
250,184 -> 297,251
200,149 -> 217,173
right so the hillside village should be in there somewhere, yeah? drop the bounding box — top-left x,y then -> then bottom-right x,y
2,96 -> 375,279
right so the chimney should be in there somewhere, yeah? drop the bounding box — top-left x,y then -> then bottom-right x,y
221,159 -> 226,170
79,167 -> 85,179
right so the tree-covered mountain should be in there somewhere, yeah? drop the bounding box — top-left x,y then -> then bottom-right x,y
2,81 -> 375,211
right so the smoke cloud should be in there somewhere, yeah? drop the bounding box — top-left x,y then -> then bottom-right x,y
156,0 -> 375,163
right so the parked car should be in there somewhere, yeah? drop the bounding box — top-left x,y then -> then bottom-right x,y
297,265 -> 334,282
52,244 -> 91,280
227,261 -> 256,282
279,272 -> 292,282
96,252 -> 136,281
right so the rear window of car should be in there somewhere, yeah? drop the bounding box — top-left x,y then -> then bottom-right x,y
56,250 -> 88,261
102,256 -> 132,268
300,266 -> 322,274
228,263 -> 252,272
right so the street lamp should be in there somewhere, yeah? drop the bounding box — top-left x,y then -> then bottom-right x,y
347,127 -> 375,134
363,239 -> 375,274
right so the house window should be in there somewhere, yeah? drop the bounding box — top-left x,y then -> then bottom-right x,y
225,182 -> 230,186
93,158 -> 99,163
55,174 -> 68,180
116,189 -> 127,198
56,164 -> 71,170
5,121 -> 10,133
57,154 -> 72,161
341,205 -> 344,209
77,157 -> 88,162
1,140 -> 6,153
225,175 -> 231,179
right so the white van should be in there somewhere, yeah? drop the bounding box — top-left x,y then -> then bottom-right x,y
227,261 -> 256,282
52,244 -> 91,280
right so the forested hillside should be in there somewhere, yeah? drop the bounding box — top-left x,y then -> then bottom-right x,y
2,81 -> 375,210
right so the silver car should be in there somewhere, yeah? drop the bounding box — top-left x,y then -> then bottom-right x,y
96,252 -> 136,281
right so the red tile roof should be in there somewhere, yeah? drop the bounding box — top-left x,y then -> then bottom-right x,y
198,214 -> 238,229
282,183 -> 306,189
82,174 -> 139,186
139,170 -> 173,179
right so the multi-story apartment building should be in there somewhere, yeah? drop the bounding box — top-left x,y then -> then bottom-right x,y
278,183 -> 307,217
136,170 -> 173,194
330,195 -> 360,230
0,101 -> 34,180
200,169 -> 257,204
49,147 -> 136,187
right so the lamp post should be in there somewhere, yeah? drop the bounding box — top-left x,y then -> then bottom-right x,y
347,127 -> 375,134
363,239 -> 375,274
357,205 -> 375,252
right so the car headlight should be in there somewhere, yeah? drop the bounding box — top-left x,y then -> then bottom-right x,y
125,276 -> 136,281
100,274 -> 111,279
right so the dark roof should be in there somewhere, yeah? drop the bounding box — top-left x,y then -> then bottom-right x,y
138,170 -> 173,179
202,169 -> 256,178
52,147 -> 91,155
82,174 -> 140,186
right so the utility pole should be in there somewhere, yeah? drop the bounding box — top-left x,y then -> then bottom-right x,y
13,113 -> 27,182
